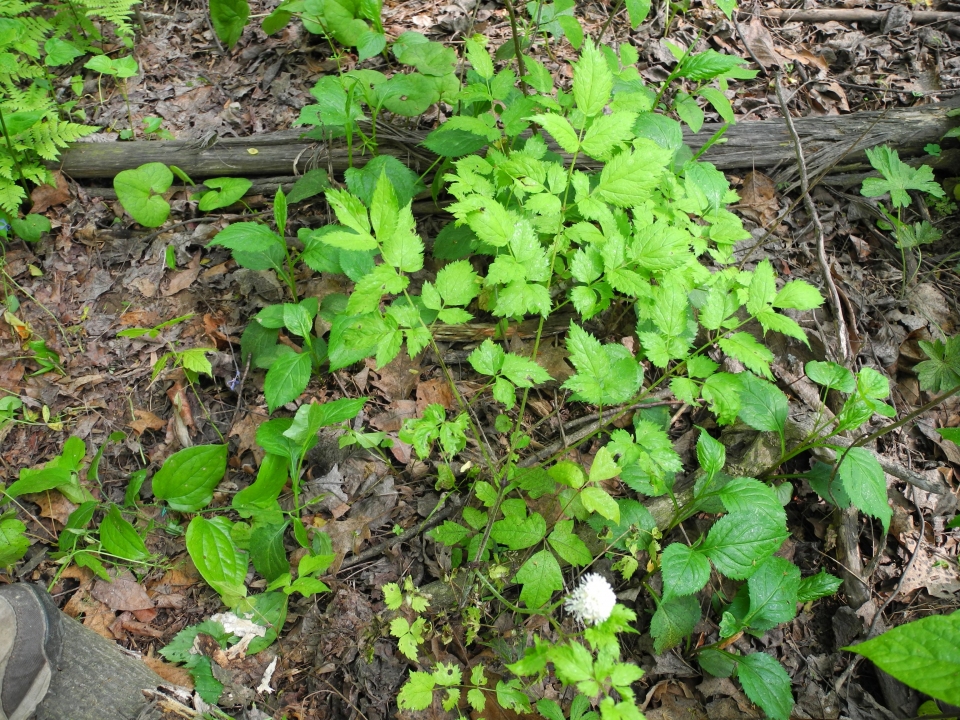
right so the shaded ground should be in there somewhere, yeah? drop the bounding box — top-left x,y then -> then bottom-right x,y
2,0 -> 960,718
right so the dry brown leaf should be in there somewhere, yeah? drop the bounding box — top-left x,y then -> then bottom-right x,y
777,45 -> 830,73
163,252 -> 202,296
26,490 -> 77,525
742,17 -> 784,69
167,381 -> 196,433
142,655 -> 195,688
229,412 -> 265,462
416,378 -> 455,413
91,570 -> 155,612
371,352 -> 421,401
369,400 -> 418,432
738,171 -> 779,226
325,515 -> 373,573
30,171 -> 71,213
130,408 -> 165,436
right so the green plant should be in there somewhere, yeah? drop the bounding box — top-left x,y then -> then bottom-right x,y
0,0 -> 140,212
845,610 -> 960,707
860,145 -> 946,289
113,162 -> 173,227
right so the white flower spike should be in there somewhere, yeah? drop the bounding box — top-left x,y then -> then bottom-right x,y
565,573 -> 616,626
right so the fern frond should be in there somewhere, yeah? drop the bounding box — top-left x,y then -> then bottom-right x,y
74,0 -> 141,37
0,175 -> 26,213
25,118 -> 97,160
0,2 -> 40,18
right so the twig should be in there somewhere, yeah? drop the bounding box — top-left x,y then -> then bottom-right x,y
867,489 -> 925,638
338,493 -> 462,570
732,10 -> 768,76
774,71 -> 852,365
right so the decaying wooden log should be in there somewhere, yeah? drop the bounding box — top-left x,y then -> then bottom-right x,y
53,98 -> 960,188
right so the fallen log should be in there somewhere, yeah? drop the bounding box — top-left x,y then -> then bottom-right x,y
54,98 -> 960,188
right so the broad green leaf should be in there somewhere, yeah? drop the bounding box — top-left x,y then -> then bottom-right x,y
573,40 -> 613,117
250,522 -> 289,582
797,569 -> 842,603
152,444 -> 228,512
233,453 -> 288,518
5,467 -> 72,498
702,510 -> 787,579
650,594 -> 700,653
716,477 -> 786,524
500,354 -> 551,387
381,72 -> 441,116
844,611 -> 960,705
701,372 -> 742,425
209,222 -> 281,253
661,543 -> 710,598
283,398 -> 367,445
114,163 -> 173,228
547,520 -> 593,566
514,549 -> 563,608
10,214 -> 50,243
736,372 -> 787,436
625,0 -> 651,26
588,446 -> 620,482
356,30 -> 386,60
0,517 -> 29,567
264,351 -> 312,413
398,671 -> 436,710
431,521 -> 470,546
698,87 -> 734,123
674,93 -> 703,133
805,361 -> 856,393
186,516 -> 248,601
345,155 -> 426,208
287,169 -> 331,204
209,0 -> 250,47
743,556 -> 800,632
198,177 -> 252,211
915,337 -> 960,394
581,112 -> 636,160
696,428 -> 725,478
746,260 -> 777,316
736,652 -> 794,720
679,50 -> 750,82
99,505 -> 150,562
837,447 -> 891,533
396,40 -> 456,75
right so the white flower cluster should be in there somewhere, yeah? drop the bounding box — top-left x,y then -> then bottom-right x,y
565,573 -> 616,626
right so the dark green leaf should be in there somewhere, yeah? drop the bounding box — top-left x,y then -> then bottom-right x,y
661,543 -> 710,598
650,594 -> 700,653
743,556 -> 800,632
185,516 -> 247,601
250,522 -> 289,582
263,351 -> 312,413
209,0 -> 250,47
797,569 -> 842,603
736,652 -> 794,720
288,169 -> 331,203
837,447 -> 890,533
702,511 -> 787,580
514,549 -> 563,608
99,505 -> 150,562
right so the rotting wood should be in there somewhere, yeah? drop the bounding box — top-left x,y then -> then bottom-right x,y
54,99 -> 960,188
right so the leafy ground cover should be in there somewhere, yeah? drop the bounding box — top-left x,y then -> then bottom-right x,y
1,1 -> 960,719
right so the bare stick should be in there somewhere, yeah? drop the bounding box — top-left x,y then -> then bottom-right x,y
775,72 -> 851,364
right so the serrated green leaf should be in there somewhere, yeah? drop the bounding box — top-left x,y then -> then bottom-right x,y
581,486 -> 620,524
264,351 -> 312,413
702,511 -> 787,580
661,543 -> 710,598
491,512 -> 546,550
915,337 -> 960,394
844,611 -> 960,705
737,372 -> 787,435
514,549 -> 563,608
548,520 -> 593,566
593,139 -> 670,206
435,260 -> 481,306
861,145 -> 944,209
743,556 -> 800,632
650,594 -> 700,653
718,333 -> 774,380
398,671 -> 436,710
581,112 -> 636,159
573,40 -> 613,117
529,114 -> 580,154
797,569 -> 842,602
737,652 -> 794,720
837,447 -> 891,534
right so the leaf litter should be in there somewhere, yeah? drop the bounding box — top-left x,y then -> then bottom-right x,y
0,0 -> 959,717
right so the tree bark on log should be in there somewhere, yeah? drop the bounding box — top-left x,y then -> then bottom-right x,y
53,98 -> 960,187
36,611 -> 168,720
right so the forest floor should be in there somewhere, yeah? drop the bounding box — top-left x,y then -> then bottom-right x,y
2,0 -> 960,718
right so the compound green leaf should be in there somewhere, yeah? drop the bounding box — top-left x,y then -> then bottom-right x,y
736,372 -> 787,435
529,114 -> 580,154
594,139 -> 670,206
491,511 -> 546,550
717,333 -> 774,380
152,444 -> 227,512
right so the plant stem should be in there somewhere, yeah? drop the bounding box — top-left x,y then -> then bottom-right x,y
502,0 -> 530,96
